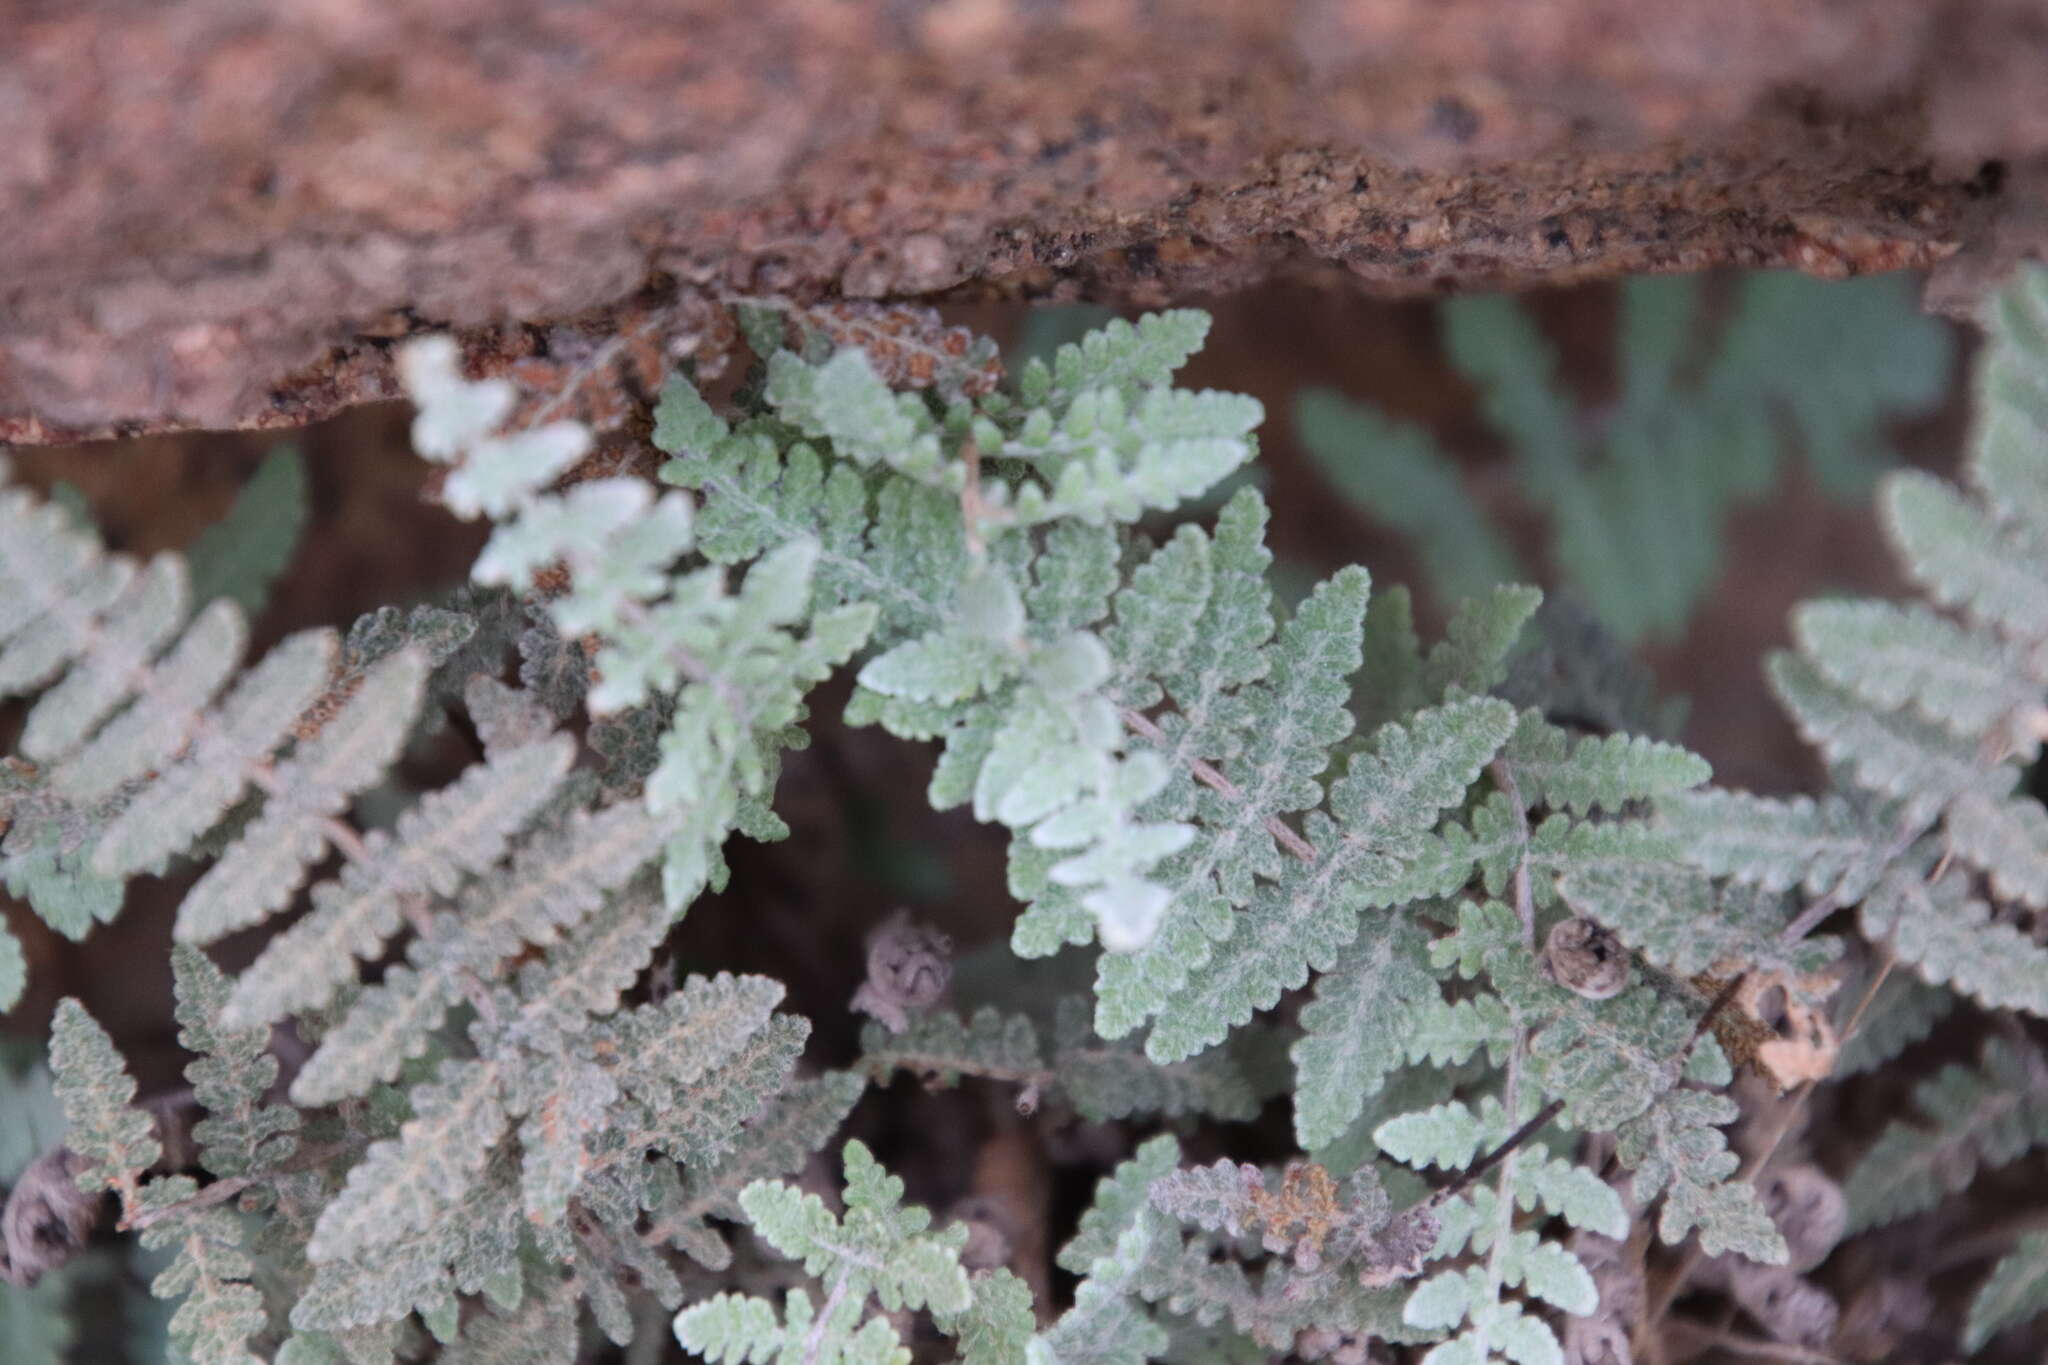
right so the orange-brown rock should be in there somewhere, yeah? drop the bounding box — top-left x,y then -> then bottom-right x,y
3,0 -> 2042,443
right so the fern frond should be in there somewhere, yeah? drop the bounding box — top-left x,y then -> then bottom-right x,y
1291,918 -> 1438,1149
176,647 -> 429,943
1861,865 -> 2048,1017
403,339 -> 876,911
1843,1038 -> 2048,1233
746,1140 -> 973,1311
509,1047 -> 618,1225
860,1005 -> 1047,1090
1441,296 -> 1575,471
1945,787 -> 2048,909
940,1269 -> 1036,1365
1054,1000 -> 1268,1121
1973,265 -> 2048,518
1833,972 -> 1952,1076
186,446 -> 309,618
438,1274 -> 580,1365
1793,599 -> 2036,744
1377,1093 -> 1619,1361
505,881 -> 675,1032
1424,586 -> 1543,700
1294,389 -> 1520,607
1615,1089 -> 1784,1260
767,346 -> 945,477
676,1140 -> 995,1365
170,946 -> 298,1179
1145,696 -> 1515,1063
224,735 -> 573,1027
307,1057 -> 508,1264
1883,468 -> 2048,640
1416,896 -> 1772,1262
614,1013 -> 811,1172
1500,713 -> 1710,815
1039,1134 -> 1398,1364
1310,275 -> 1946,643
651,1072 -> 866,1268
1659,789 -> 1891,902
1558,861 -> 1836,981
1766,652 -> 1986,821
134,1180 -> 266,1365
0,924 -> 22,1013
92,628 -> 338,879
1966,1231 -> 2048,1352
291,1147 -> 525,1337
47,998 -> 160,1197
1030,309 -> 1213,408
290,801 -> 672,1105
14,554 -> 189,760
676,1288 -> 910,1365
48,599 -> 248,801
608,972 -> 786,1106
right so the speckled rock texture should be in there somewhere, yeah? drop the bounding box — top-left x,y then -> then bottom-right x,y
3,0 -> 2043,442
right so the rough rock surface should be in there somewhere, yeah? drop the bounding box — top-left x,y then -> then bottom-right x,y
3,0 -> 2043,442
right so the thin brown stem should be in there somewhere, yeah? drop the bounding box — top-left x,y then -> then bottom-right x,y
1777,804 -> 1928,946
1684,972 -> 1749,1056
249,764 -> 501,1028
1930,1207 -> 2048,1272
1646,951 -> 1902,1330
800,1268 -> 855,1365
1777,891 -> 1844,946
125,1140 -> 358,1231
959,437 -> 986,557
1117,706 -> 1319,863
1836,951 -> 1896,1051
1489,758 -> 1535,947
1664,1318 -> 1843,1364
525,306 -> 672,428
1435,1097 -> 1566,1204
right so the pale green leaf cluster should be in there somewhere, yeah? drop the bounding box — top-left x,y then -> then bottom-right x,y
399,336 -> 877,908
1377,1094 -> 1627,1363
1034,1135 -> 1420,1363
672,1140 -> 1030,1365
657,307 -> 1491,1034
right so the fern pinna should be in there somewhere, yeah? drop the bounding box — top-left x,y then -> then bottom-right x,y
2,268 -> 2046,1361
1645,265 -> 2048,1353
